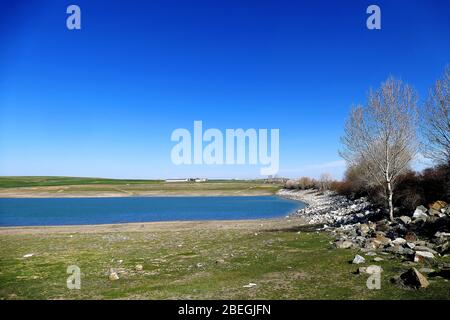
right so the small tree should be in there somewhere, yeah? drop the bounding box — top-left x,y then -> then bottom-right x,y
422,66 -> 450,164
340,77 -> 418,221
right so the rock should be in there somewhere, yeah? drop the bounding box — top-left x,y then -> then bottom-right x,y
385,246 -> 414,256
359,223 -> 370,235
435,232 -> 450,238
367,265 -> 383,273
375,234 -> 391,246
414,251 -> 435,263
414,246 -> 438,255
418,268 -> 435,274
428,208 -> 441,217
373,257 -> 384,262
352,255 -> 366,264
109,269 -> 119,281
413,206 -> 428,219
429,200 -> 447,212
196,263 -> 204,268
366,252 -> 377,256
406,242 -> 416,249
334,240 -> 354,249
243,282 -> 257,288
392,237 -> 407,245
135,264 -> 143,271
405,232 -> 417,242
23,253 -> 34,258
365,240 -> 380,250
357,267 -> 367,274
358,265 -> 383,274
437,241 -> 450,255
399,216 -> 412,225
399,268 -> 429,289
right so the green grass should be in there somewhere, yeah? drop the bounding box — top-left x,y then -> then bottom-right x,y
0,176 -> 164,188
1,226 -> 449,300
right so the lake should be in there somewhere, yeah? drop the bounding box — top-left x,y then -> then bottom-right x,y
0,196 -> 304,226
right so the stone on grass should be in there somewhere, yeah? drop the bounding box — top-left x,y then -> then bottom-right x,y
334,240 -> 353,249
358,265 -> 382,274
109,269 -> 119,281
135,264 -> 143,271
23,253 -> 34,258
352,255 -> 366,264
373,257 -> 384,262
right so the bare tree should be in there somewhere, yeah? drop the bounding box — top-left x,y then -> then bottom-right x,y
340,77 -> 418,221
422,66 -> 450,164
319,173 -> 333,191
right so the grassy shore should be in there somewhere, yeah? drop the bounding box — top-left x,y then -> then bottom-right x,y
0,178 -> 281,198
1,218 -> 450,300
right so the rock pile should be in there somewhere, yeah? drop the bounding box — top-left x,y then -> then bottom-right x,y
278,189 -> 450,288
278,189 -> 376,225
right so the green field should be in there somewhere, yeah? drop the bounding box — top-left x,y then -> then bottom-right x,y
1,221 -> 449,300
0,177 -> 282,197
0,176 -> 164,188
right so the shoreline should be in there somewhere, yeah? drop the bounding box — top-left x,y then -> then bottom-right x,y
0,192 -> 277,199
0,215 -> 308,235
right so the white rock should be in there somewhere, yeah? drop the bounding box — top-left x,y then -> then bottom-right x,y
373,257 -> 384,262
23,253 -> 34,258
352,255 -> 366,264
243,283 -> 257,288
135,264 -> 143,271
392,238 -> 407,245
406,242 -> 416,249
414,251 -> 435,262
109,271 -> 119,281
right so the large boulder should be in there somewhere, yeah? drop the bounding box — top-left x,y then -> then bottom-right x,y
399,268 -> 429,289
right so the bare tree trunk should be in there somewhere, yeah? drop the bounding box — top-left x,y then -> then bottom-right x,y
387,181 -> 394,221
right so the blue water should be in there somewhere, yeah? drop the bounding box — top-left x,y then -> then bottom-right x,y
0,196 -> 304,227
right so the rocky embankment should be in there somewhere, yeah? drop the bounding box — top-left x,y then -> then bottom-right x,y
278,189 -> 450,289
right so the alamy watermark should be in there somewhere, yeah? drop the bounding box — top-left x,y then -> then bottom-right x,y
66,265 -> 81,290
365,265 -> 382,290
170,121 -> 279,175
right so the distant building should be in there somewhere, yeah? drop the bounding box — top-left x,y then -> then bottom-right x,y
165,178 -> 189,183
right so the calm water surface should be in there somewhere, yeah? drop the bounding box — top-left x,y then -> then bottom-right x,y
0,196 -> 305,226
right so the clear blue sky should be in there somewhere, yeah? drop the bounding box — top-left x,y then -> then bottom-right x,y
0,0 -> 449,179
